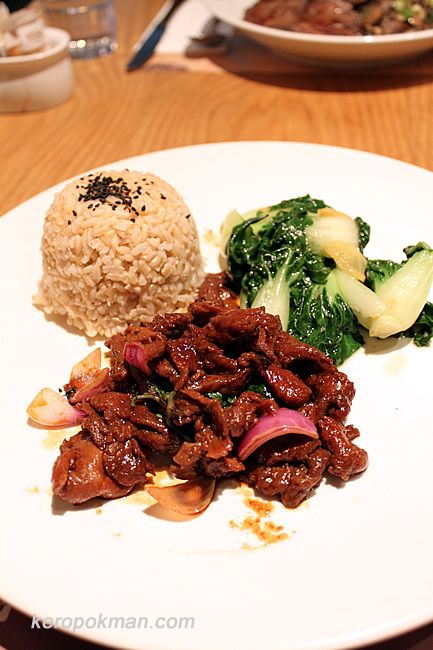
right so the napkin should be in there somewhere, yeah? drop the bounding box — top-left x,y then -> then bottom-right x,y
148,0 -> 305,73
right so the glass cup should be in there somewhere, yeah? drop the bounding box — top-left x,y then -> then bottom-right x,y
40,0 -> 117,59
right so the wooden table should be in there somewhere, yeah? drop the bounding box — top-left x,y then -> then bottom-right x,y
1,1 -> 433,648
1,0 -> 433,217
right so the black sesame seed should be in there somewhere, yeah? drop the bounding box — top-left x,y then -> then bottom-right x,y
75,174 -> 143,215
67,219 -> 71,225
72,210 -> 77,216
130,218 -> 136,222
185,214 -> 191,219
141,205 -> 146,212
160,194 -> 166,200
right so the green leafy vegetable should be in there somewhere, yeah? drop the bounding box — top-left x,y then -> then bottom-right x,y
402,301 -> 433,346
223,195 -> 433,366
287,268 -> 365,366
225,196 -> 365,365
130,382 -> 193,441
206,382 -> 273,408
355,217 -> 371,254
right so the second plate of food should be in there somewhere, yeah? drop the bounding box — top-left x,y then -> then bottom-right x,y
204,0 -> 433,66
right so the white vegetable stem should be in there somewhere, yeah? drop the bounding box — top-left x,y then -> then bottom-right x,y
219,208 -> 244,257
369,249 -> 433,338
335,269 -> 386,323
306,215 -> 359,257
251,255 -> 292,330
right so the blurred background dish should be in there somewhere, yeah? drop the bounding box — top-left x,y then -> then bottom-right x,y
0,26 -> 74,111
203,0 -> 433,66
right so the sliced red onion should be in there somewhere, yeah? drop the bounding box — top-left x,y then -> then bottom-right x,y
146,476 -> 216,515
69,348 -> 102,389
124,341 -> 152,376
27,387 -> 86,427
237,408 -> 318,462
69,367 -> 110,404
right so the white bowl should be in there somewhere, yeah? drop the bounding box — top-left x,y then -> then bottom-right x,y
0,27 -> 74,112
204,0 -> 433,67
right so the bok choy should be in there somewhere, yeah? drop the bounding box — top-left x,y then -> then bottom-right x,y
222,195 -> 433,366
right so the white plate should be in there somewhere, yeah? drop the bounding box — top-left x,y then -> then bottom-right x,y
204,0 -> 433,67
1,142 -> 433,650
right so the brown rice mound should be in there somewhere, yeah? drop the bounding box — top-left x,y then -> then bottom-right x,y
33,170 -> 205,337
